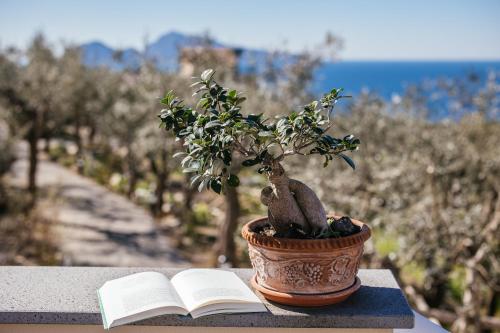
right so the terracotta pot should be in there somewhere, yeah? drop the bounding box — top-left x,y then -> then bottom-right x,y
242,216 -> 371,306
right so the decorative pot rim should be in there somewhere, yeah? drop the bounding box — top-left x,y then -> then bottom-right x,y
241,215 -> 371,251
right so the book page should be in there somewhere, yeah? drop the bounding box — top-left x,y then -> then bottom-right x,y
98,271 -> 187,329
171,269 -> 265,313
189,301 -> 268,319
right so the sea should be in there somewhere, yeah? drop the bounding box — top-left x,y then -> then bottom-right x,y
312,61 -> 500,100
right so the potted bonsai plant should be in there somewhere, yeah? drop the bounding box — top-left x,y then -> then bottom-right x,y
159,69 -> 371,306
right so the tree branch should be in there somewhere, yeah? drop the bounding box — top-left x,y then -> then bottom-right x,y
405,285 -> 500,330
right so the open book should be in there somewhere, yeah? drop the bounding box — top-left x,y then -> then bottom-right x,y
97,269 -> 267,329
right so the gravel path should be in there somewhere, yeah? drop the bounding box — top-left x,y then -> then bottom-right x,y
8,149 -> 187,267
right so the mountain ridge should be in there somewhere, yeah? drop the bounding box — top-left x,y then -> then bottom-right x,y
81,31 -> 249,71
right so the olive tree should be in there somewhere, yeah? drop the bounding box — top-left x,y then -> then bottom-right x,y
159,69 -> 359,238
0,35 -> 59,202
56,46 -> 104,171
101,71 -> 149,197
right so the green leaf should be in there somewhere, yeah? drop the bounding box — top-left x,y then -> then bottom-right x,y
258,131 -> 274,137
343,134 -> 354,141
160,91 -> 174,105
242,158 -> 261,167
196,98 -> 209,109
181,155 -> 192,167
339,153 -> 355,170
210,179 -> 222,194
221,150 -> 232,165
198,178 -> 210,192
205,120 -> 222,129
201,69 -> 214,81
183,167 -> 198,173
190,174 -> 202,187
173,152 -> 187,158
227,174 -> 240,187
246,114 -> 263,123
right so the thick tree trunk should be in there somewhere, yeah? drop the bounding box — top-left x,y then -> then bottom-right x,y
216,184 -> 240,267
261,161 -> 309,235
288,179 -> 328,233
260,160 -> 328,236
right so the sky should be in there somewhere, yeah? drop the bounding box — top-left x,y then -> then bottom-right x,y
1,0 -> 499,60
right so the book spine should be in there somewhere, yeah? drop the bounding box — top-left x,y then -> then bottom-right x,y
97,289 -> 109,330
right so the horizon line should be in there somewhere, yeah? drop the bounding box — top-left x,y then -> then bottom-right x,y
2,35 -> 499,63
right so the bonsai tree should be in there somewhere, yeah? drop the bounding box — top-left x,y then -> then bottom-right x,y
159,69 -> 359,238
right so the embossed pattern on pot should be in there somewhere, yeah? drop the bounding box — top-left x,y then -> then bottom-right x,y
249,244 -> 364,294
243,219 -> 370,294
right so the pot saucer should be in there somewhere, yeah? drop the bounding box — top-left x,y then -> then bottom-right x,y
251,275 -> 361,307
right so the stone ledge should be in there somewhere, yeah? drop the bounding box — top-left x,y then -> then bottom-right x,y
0,267 -> 414,329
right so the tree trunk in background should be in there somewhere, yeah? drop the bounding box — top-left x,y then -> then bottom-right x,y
27,127 -> 38,198
88,124 -> 97,151
485,291 -> 498,333
150,149 -> 168,217
127,171 -> 137,199
126,149 -> 137,199
43,132 -> 51,154
216,185 -> 240,267
75,113 -> 84,174
27,109 -> 43,204
452,262 -> 482,333
424,270 -> 449,309
154,172 -> 166,216
181,185 -> 195,243
183,174 -> 194,214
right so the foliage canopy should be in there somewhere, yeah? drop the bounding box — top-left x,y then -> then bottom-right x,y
159,69 -> 359,194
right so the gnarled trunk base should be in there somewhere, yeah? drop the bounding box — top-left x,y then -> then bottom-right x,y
260,162 -> 328,237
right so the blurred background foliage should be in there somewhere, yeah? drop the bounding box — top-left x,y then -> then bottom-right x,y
0,33 -> 499,332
